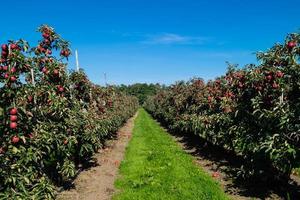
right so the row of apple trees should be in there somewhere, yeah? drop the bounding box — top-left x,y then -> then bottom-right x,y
0,25 -> 139,199
145,32 -> 300,182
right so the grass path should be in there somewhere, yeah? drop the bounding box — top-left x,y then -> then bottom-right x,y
113,109 -> 229,200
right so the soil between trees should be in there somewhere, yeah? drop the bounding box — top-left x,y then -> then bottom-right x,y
57,113 -> 137,200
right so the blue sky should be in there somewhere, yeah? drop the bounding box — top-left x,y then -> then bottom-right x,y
1,0 -> 299,85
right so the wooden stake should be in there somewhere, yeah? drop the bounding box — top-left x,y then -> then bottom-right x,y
280,88 -> 284,104
30,68 -> 35,86
75,49 -> 79,72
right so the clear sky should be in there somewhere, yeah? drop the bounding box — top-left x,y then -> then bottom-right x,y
1,0 -> 299,85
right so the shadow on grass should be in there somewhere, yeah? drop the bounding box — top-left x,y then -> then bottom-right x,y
158,121 -> 300,200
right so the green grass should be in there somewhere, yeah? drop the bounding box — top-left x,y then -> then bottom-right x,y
113,108 -> 229,200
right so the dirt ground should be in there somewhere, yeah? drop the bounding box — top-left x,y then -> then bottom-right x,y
57,113 -> 137,200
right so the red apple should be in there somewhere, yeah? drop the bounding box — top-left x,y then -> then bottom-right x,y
257,86 -> 263,91
28,96 -> 33,102
44,39 -> 50,45
10,122 -> 17,129
2,66 -> 8,71
266,75 -> 272,81
276,71 -> 284,78
1,44 -> 8,51
58,86 -> 64,92
10,115 -> 17,122
10,76 -> 16,82
0,147 -> 5,154
11,135 -> 19,143
272,83 -> 279,89
238,82 -> 244,88
1,51 -> 8,57
53,69 -> 59,76
63,139 -> 68,145
42,33 -> 50,39
10,108 -> 17,115
10,43 -> 18,50
4,73 -> 9,79
287,41 -> 297,49
10,67 -> 16,73
42,67 -> 48,74
60,49 -> 70,57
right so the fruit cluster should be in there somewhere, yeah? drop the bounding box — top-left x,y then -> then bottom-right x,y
9,108 -> 18,143
145,32 -> 300,182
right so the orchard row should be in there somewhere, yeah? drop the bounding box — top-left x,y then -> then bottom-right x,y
145,32 -> 300,182
0,25 -> 139,199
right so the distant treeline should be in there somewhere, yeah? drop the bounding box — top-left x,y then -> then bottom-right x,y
117,83 -> 163,104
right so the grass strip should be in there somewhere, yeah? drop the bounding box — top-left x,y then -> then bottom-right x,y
113,108 -> 229,200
